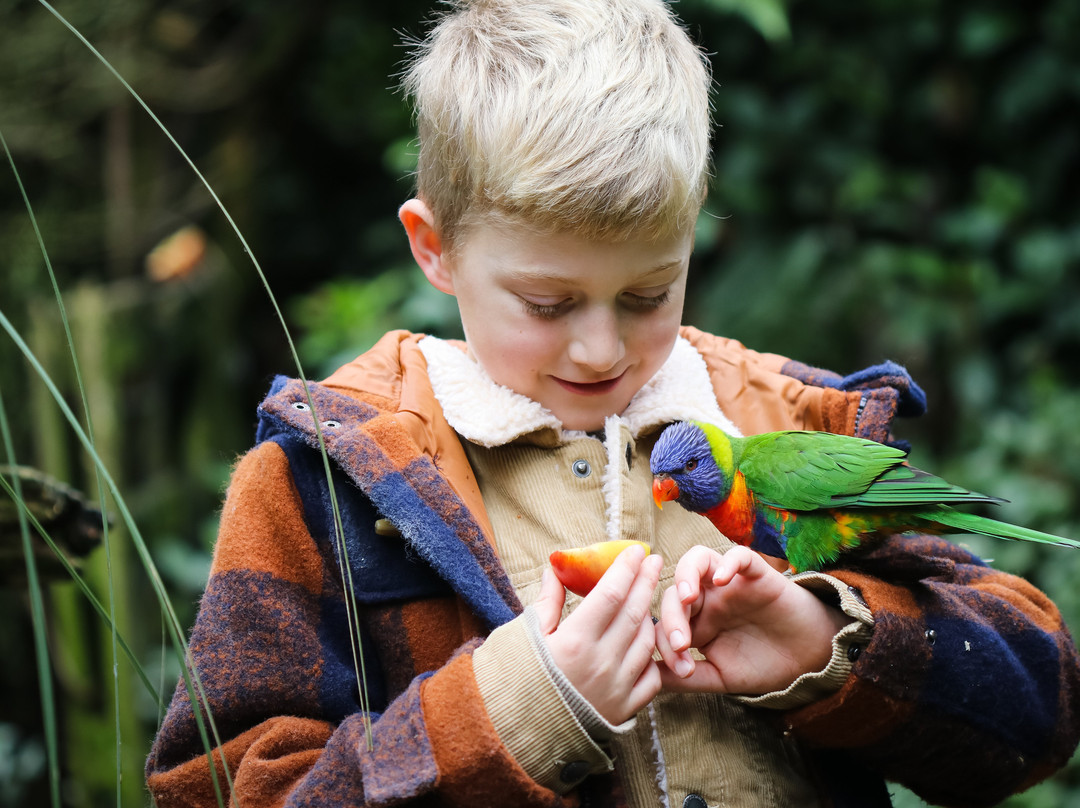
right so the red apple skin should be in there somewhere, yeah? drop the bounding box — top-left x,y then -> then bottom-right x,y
549,540 -> 652,597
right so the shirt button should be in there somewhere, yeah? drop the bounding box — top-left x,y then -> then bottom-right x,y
683,794 -> 708,808
558,760 -> 590,784
571,459 -> 591,478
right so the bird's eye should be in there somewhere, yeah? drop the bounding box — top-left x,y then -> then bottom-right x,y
685,458 -> 698,472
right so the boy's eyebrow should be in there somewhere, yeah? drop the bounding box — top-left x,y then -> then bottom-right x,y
632,261 -> 685,283
504,261 -> 685,285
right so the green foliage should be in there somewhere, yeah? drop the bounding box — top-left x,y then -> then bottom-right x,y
693,0 -> 791,42
679,3 -> 1080,800
291,266 -> 462,377
2,0 -> 1079,805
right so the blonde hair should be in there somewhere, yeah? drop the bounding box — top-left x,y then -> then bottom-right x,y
400,0 -> 712,248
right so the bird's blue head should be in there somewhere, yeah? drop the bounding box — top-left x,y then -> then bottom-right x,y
650,421 -> 725,513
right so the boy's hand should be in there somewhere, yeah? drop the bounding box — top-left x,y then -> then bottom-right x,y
535,543 -> 663,725
655,545 -> 849,695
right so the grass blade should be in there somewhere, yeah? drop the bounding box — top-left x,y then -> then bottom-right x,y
0,473 -> 164,708
1,124 -> 126,807
0,396 -> 61,808
0,308 -> 234,807
31,0 -> 374,749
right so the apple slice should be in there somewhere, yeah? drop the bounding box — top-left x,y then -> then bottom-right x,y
549,539 -> 652,597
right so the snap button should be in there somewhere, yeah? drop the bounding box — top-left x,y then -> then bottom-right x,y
322,420 -> 341,429
925,628 -> 937,646
571,459 -> 591,478
292,402 -> 310,411
683,794 -> 708,808
847,644 -> 862,663
558,760 -> 590,784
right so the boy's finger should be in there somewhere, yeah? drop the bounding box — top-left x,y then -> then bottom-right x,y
575,543 -> 649,627
712,546 -> 773,588
608,553 -> 663,640
658,660 -> 728,694
624,599 -> 661,672
625,660 -> 662,716
673,544 -> 721,605
654,613 -> 695,679
532,568 -> 567,635
659,578 -> 694,654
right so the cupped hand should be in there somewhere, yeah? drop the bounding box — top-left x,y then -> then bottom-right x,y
534,543 -> 664,725
655,545 -> 849,695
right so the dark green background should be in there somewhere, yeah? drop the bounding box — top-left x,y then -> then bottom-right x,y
1,0 -> 1078,805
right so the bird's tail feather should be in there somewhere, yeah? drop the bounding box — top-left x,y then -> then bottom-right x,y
929,508 -> 1080,549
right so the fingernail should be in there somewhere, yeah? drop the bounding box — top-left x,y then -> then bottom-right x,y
675,657 -> 693,677
670,629 -> 685,648
678,582 -> 691,600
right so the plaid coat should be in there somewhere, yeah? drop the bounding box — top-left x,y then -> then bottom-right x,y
146,328 -> 1080,807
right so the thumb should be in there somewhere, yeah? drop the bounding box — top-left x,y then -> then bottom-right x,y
533,568 -> 566,635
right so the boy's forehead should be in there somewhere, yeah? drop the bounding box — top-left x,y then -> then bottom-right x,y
459,210 -> 695,251
456,217 -> 693,280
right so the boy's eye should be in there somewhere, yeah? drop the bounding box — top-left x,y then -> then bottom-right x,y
520,296 -> 572,319
517,287 -> 670,319
622,289 -> 671,311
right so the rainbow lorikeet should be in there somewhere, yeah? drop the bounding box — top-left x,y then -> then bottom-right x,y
649,420 -> 1080,573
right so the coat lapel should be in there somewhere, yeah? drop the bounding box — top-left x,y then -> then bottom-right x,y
260,377 -> 521,630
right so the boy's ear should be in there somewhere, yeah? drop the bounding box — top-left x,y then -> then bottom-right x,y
399,198 -> 454,295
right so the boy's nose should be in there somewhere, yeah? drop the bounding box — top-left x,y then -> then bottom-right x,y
567,309 -> 625,372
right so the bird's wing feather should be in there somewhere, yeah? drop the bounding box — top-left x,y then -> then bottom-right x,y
739,431 -> 1004,512
834,465 -> 1004,508
738,431 -> 907,511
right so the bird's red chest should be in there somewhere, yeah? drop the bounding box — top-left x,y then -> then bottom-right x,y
704,471 -> 756,545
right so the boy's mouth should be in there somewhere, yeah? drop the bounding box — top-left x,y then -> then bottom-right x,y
554,372 -> 625,396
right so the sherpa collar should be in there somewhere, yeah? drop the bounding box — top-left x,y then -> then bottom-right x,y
418,334 -> 742,448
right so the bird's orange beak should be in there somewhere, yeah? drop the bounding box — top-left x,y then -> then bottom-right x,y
652,476 -> 679,509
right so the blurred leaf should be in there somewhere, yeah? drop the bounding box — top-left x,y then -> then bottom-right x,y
695,0 -> 790,42
290,267 -> 463,376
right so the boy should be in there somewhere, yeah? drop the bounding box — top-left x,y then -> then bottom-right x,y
146,1 -> 1080,806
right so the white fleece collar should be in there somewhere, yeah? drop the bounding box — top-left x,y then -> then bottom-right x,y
419,335 -> 741,447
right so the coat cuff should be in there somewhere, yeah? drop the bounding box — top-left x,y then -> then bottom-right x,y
473,608 -> 622,793
736,572 -> 875,711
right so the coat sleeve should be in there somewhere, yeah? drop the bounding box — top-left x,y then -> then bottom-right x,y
784,534 -> 1080,807
693,337 -> 1080,803
144,440 -> 567,808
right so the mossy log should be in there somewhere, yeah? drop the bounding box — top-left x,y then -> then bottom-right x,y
0,465 -> 105,584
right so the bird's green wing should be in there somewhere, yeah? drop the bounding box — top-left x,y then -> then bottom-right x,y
736,431 -> 905,511
835,463 -> 1003,509
736,431 -> 1000,512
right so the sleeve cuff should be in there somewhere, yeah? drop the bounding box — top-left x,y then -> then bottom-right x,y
472,608 -> 622,793
736,572 -> 875,711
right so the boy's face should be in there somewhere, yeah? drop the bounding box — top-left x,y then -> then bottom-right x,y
402,201 -> 692,431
